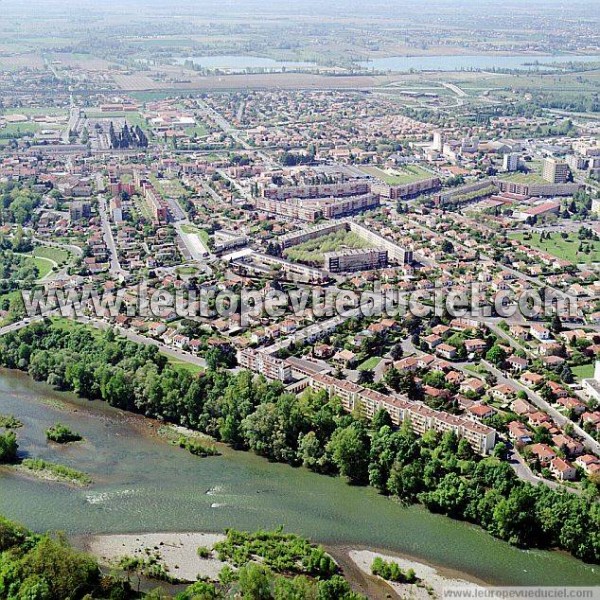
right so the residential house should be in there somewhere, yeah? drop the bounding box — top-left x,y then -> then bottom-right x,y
529,443 -> 556,466
507,355 -> 528,372
467,404 -> 495,420
436,343 -> 457,360
508,421 -> 533,444
530,323 -> 551,341
521,371 -> 544,387
550,457 -> 577,481
460,378 -> 486,395
575,454 -> 600,475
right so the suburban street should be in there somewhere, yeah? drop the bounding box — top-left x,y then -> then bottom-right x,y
481,360 -> 600,455
98,194 -> 127,277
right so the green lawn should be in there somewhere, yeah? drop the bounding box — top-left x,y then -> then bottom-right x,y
33,246 -> 71,264
4,107 -> 68,116
359,164 -> 434,185
499,172 -> 547,185
509,232 -> 600,264
33,257 -> 54,279
572,364 -> 594,381
181,223 -> 210,245
164,355 -> 204,375
283,230 -> 372,266
185,124 -> 208,137
358,356 -> 382,371
0,122 -> 43,137
176,265 -> 199,276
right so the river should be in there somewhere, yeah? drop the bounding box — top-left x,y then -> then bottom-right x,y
0,369 -> 598,586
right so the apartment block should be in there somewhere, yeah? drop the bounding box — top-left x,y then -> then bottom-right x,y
502,153 -> 520,172
542,157 -> 569,184
324,248 -> 388,273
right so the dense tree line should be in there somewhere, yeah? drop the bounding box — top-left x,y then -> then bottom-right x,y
0,320 -> 598,564
0,249 -> 39,293
0,515 -> 125,599
108,122 -> 148,150
0,183 -> 41,225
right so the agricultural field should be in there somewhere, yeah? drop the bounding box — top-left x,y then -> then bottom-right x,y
509,231 -> 600,264
359,164 -> 434,185
283,230 -> 373,266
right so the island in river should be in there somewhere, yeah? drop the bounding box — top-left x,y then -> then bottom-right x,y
0,367 -> 598,592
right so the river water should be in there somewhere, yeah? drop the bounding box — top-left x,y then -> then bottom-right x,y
0,369 -> 598,586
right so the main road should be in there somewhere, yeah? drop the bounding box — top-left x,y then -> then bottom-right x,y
98,194 -> 127,278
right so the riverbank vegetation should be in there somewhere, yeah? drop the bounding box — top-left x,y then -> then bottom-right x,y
1,515 -> 364,600
19,458 -> 92,486
0,414 -> 22,429
371,557 -> 417,584
214,528 -> 338,579
176,436 -> 219,457
0,431 -> 18,463
45,423 -> 83,444
0,514 -> 126,599
0,320 -> 598,564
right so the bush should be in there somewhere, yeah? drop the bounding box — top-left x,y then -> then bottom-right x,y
0,515 -> 27,551
45,423 -> 82,444
0,414 -> 23,429
371,557 -> 419,584
0,430 -> 18,463
177,437 -> 219,457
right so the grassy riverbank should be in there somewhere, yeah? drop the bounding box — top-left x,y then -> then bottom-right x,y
15,458 -> 92,486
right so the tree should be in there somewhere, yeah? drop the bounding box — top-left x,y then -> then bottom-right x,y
560,364 -> 574,384
19,534 -> 100,599
550,314 -> 563,333
383,366 -> 402,392
357,369 -> 374,385
237,563 -> 273,600
317,575 -> 362,600
178,580 -> 218,599
387,460 -> 423,501
0,430 -> 18,463
441,240 -> 454,254
372,408 -> 392,431
485,344 -> 507,367
389,344 -> 404,360
326,423 -> 369,484
492,441 -> 508,459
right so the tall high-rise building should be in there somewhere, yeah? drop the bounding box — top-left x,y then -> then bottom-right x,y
432,131 -> 444,152
502,153 -> 520,172
542,157 -> 569,183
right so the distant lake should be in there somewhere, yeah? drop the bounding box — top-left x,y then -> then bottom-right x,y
177,55 -> 318,70
359,54 -> 600,72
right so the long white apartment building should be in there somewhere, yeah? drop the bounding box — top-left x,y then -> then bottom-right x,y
238,349 -> 496,455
